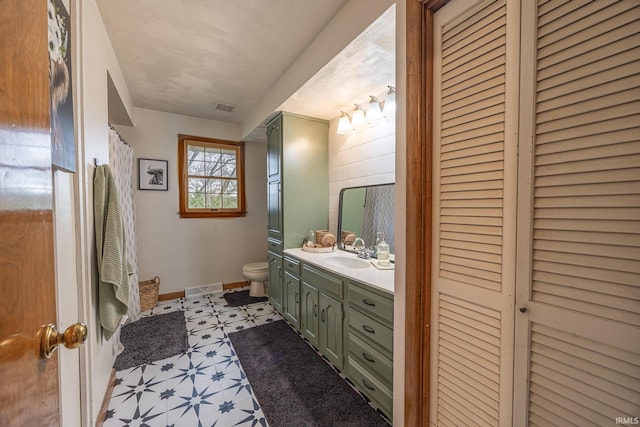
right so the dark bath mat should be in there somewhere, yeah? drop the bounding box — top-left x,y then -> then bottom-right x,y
113,310 -> 188,371
223,289 -> 268,307
228,320 -> 390,427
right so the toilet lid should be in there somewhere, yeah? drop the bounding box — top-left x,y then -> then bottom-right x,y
243,262 -> 268,272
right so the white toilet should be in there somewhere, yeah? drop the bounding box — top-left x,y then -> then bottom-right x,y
242,262 -> 269,297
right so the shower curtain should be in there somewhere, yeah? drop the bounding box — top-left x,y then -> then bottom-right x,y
361,186 -> 396,252
108,125 -> 140,322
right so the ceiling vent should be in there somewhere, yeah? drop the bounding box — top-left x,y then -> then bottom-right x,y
214,101 -> 236,113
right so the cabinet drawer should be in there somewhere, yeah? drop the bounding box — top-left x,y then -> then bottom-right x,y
267,237 -> 283,253
348,308 -> 393,353
348,281 -> 393,324
283,256 -> 301,276
302,264 -> 343,299
348,332 -> 393,387
347,356 -> 393,418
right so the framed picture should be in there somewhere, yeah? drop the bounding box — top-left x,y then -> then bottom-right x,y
48,0 -> 76,172
138,158 -> 168,191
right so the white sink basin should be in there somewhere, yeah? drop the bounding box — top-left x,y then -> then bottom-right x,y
324,256 -> 370,269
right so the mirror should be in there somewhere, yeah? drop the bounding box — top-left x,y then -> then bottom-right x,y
337,183 -> 395,255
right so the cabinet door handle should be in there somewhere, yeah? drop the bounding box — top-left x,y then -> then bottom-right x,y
362,325 -> 375,334
321,309 -> 325,322
295,292 -> 299,304
362,299 -> 376,307
314,304 -> 318,317
362,352 -> 375,363
362,379 -> 376,391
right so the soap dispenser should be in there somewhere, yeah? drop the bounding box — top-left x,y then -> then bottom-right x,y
376,232 -> 390,266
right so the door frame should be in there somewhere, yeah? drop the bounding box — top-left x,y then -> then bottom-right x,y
404,1 -> 449,425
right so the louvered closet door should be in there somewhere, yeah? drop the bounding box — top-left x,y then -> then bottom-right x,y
431,1 -> 520,425
513,1 -> 640,426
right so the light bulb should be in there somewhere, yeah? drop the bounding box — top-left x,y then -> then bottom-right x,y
336,111 -> 352,134
367,96 -> 383,123
351,104 -> 366,128
383,86 -> 396,116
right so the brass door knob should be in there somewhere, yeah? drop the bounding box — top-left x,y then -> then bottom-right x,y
40,323 -> 88,359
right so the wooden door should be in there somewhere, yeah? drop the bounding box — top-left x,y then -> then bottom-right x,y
430,0 -> 519,425
513,2 -> 640,424
0,0 -> 60,425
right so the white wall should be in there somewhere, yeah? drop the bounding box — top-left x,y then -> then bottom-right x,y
115,108 -> 268,295
327,114 -> 396,235
75,0 -> 135,423
242,0 -> 395,139
393,1 -> 406,424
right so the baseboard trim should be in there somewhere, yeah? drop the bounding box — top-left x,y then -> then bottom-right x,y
158,291 -> 184,301
95,368 -> 116,426
157,281 -> 247,302
224,281 -> 249,290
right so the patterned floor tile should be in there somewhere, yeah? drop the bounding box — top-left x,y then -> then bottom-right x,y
105,289 -> 283,426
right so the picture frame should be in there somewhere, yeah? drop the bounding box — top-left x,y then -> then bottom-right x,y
138,158 -> 168,191
48,0 -> 76,172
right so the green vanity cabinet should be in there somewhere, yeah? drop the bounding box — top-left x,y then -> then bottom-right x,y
319,292 -> 343,369
283,255 -> 301,328
267,180 -> 282,240
266,112 -> 328,322
300,281 -> 319,346
283,272 -> 301,328
267,114 -> 282,181
282,253 -> 394,419
301,264 -> 345,370
346,280 -> 394,419
267,250 -> 283,314
265,112 -> 328,250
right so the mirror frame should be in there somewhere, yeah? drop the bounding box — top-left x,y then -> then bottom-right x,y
337,183 -> 395,254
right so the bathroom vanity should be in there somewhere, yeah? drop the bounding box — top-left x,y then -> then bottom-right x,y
281,248 -> 394,420
264,116 -> 395,418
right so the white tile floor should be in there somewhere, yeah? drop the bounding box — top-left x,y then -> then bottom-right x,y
103,289 -> 279,427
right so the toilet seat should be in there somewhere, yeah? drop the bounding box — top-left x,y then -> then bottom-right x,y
243,262 -> 268,272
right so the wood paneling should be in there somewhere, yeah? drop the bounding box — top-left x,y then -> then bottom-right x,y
0,1 -> 59,425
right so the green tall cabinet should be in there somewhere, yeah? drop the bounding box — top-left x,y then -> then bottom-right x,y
265,112 -> 329,313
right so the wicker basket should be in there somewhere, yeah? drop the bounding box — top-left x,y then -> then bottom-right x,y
139,276 -> 160,311
315,230 -> 330,244
341,230 -> 356,244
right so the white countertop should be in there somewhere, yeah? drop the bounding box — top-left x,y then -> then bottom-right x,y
283,248 -> 395,295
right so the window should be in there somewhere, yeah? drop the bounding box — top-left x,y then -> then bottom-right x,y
178,134 -> 246,218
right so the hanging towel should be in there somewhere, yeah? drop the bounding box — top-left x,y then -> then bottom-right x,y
94,165 -> 129,340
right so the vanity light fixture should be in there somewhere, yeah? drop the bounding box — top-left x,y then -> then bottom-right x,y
351,104 -> 367,128
335,85 -> 395,134
336,111 -> 352,134
383,86 -> 396,115
366,95 -> 383,123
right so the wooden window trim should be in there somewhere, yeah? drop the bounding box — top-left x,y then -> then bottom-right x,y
178,134 -> 247,218
405,0 -> 449,425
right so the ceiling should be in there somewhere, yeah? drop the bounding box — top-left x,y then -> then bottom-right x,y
96,0 -> 395,141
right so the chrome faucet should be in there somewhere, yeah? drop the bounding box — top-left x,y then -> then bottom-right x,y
353,238 -> 371,259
